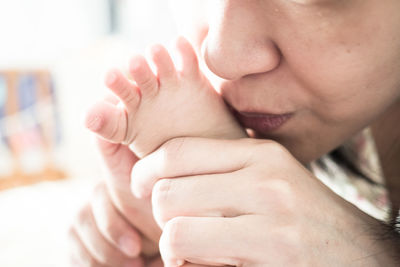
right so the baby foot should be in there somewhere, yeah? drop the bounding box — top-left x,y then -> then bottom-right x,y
85,37 -> 246,158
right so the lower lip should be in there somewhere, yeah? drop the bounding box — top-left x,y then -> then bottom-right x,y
233,111 -> 292,133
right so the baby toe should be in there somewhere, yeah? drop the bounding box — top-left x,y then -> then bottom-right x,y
129,55 -> 159,98
105,69 -> 140,112
85,101 -> 127,143
174,36 -> 200,79
148,44 -> 178,86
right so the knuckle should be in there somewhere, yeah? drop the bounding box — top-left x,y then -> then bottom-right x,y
161,217 -> 186,253
161,137 -> 187,162
152,179 -> 173,225
243,139 -> 290,165
261,140 -> 288,158
241,137 -> 265,146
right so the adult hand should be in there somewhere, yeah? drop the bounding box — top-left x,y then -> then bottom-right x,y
132,137 -> 395,267
68,136 -> 161,267
69,136 -> 211,267
69,182 -> 146,267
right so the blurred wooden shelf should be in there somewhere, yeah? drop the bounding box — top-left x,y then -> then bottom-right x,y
0,167 -> 66,191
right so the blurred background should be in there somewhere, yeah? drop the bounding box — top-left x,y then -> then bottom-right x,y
0,1 -> 177,266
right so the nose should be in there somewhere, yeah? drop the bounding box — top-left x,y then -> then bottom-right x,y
202,1 -> 281,80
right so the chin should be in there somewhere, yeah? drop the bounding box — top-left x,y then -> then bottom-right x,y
250,130 -> 324,165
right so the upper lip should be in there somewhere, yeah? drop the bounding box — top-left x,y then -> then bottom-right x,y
235,111 -> 291,117
218,80 -> 295,120
221,85 -> 294,118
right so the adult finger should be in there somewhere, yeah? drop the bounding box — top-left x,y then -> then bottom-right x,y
159,216 -> 278,267
96,138 -> 162,252
100,177 -> 162,251
151,170 -> 293,227
73,203 -> 143,267
151,171 -> 243,227
91,183 -> 142,258
145,253 -> 210,267
96,136 -> 139,192
131,137 -> 266,198
68,227 -> 108,267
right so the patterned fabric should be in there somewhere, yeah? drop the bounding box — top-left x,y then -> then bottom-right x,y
309,128 -> 389,221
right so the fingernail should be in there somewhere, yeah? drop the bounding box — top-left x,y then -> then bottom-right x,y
119,235 -> 139,257
177,259 -> 185,266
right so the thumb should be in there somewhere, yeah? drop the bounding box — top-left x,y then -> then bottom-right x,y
96,137 -> 139,189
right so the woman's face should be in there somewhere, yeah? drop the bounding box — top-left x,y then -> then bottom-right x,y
169,0 -> 400,163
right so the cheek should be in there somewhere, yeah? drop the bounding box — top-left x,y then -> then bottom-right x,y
314,54 -> 398,127
294,53 -> 393,124
284,9 -> 400,125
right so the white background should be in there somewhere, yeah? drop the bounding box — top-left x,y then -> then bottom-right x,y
0,1 -> 177,266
